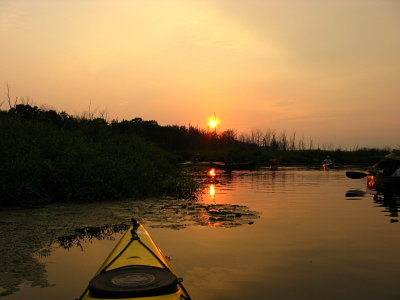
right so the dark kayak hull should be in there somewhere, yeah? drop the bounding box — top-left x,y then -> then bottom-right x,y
367,175 -> 400,191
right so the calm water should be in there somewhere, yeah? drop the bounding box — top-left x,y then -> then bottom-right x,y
1,167 -> 400,299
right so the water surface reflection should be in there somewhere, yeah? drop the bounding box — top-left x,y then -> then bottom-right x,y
346,189 -> 400,222
373,192 -> 400,221
2,168 -> 400,300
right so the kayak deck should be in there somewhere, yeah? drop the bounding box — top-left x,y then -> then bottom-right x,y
78,219 -> 190,300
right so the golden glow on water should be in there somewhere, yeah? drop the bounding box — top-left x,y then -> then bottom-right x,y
209,184 -> 215,197
4,169 -> 400,300
208,168 -> 216,177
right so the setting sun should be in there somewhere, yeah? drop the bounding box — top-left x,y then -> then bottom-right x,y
208,114 -> 218,129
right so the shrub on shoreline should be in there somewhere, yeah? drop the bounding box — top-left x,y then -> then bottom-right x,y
0,105 -> 199,207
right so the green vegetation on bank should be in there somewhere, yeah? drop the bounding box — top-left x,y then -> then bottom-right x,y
0,105 -> 199,207
0,103 -> 391,207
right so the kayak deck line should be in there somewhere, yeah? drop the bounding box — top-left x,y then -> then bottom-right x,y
77,218 -> 191,300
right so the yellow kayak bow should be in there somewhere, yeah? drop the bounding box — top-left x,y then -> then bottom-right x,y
77,219 -> 190,300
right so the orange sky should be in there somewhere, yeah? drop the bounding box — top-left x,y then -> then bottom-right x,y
1,0 -> 399,148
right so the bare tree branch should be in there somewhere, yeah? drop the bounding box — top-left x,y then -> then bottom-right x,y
5,82 -> 18,109
6,82 -> 12,109
90,99 -> 93,120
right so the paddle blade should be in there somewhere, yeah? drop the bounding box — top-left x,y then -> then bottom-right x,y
346,171 -> 368,179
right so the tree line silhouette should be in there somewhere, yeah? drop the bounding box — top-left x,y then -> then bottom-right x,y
0,103 -> 389,206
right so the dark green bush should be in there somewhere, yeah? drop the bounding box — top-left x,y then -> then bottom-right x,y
0,107 -> 197,207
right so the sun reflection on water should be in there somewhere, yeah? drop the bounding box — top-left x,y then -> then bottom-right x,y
208,168 -> 216,177
209,184 -> 215,199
